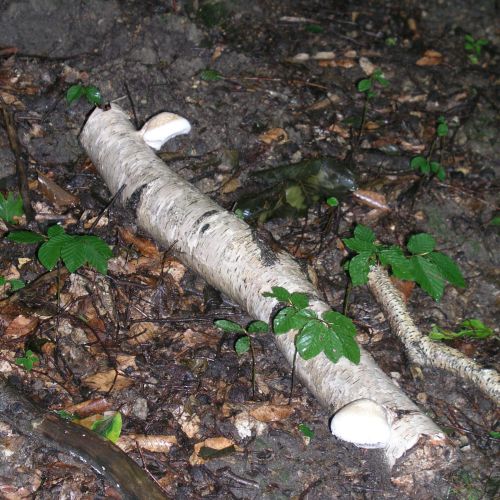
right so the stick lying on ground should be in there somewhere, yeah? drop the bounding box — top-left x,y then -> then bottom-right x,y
80,104 -> 448,469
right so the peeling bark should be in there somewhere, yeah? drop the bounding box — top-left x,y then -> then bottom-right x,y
80,105 -> 449,469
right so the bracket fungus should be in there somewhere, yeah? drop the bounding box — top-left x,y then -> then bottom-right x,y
139,112 -> 191,150
330,398 -> 393,449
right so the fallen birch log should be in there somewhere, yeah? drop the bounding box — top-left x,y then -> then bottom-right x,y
80,104 -> 448,469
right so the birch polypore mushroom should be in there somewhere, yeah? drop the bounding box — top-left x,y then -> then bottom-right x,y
139,112 -> 191,150
80,105 -> 450,469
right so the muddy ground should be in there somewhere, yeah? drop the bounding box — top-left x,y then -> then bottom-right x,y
0,0 -> 498,498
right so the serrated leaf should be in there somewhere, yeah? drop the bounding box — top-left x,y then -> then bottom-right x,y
7,230 -> 45,243
285,184 -> 306,210
295,320 -> 326,359
47,224 -> 65,237
235,336 -> 250,354
66,84 -> 85,104
38,233 -> 73,270
357,79 -> 372,92
247,320 -> 268,333
411,255 -> 444,301
407,233 -> 436,254
354,224 -> 375,242
322,310 -> 357,337
427,251 -> 466,288
214,319 -> 245,333
379,246 -> 415,281
200,69 -> 223,81
343,237 -> 376,253
348,252 -> 372,285
0,192 -> 23,223
84,85 -> 103,106
61,238 -> 87,273
263,286 -> 291,302
273,307 -> 314,335
81,235 -> 113,274
290,292 -> 309,309
460,319 -> 492,338
9,279 -> 25,291
91,412 -> 122,443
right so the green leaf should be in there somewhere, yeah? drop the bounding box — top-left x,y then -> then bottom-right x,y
38,233 -> 73,270
8,279 -> 25,291
305,24 -> 323,34
285,184 -> 306,210
61,238 -> 87,273
91,412 -> 122,443
373,70 -> 389,87
489,431 -> 500,439
80,235 -> 113,274
354,224 -> 375,242
343,237 -> 376,253
322,310 -> 357,337
263,286 -> 291,302
54,410 -> 76,420
200,69 -> 223,81
66,84 -> 85,104
295,320 -> 326,359
459,319 -> 492,339
273,307 -> 315,335
427,251 -> 466,288
428,324 -> 451,341
410,156 -> 430,173
339,332 -> 361,364
0,276 -> 4,285
15,350 -> 38,371
411,255 -> 444,301
47,224 -> 65,237
7,230 -> 45,244
436,120 -> 448,137
357,79 -> 372,92
322,329 -> 343,363
348,252 -> 372,285
235,336 -> 250,354
489,216 -> 500,226
84,85 -> 103,106
464,34 -> 474,43
214,319 -> 245,333
326,196 -> 338,207
436,165 -> 446,181
298,423 -> 314,439
407,233 -> 436,254
0,192 -> 24,223
378,246 -> 415,281
247,320 -> 268,334
289,292 -> 309,309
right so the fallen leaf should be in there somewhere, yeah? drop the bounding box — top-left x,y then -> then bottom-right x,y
328,123 -> 350,139
83,370 -> 133,392
258,128 -> 288,144
210,44 -> 225,62
65,397 -> 111,418
117,434 -> 177,453
5,315 -> 39,339
220,177 -> 241,194
333,58 -> 356,68
190,437 -> 237,465
352,190 -> 390,210
118,227 -> 159,258
359,56 -> 376,75
416,50 -> 443,66
391,277 -> 415,303
312,51 -> 335,60
249,404 -> 295,422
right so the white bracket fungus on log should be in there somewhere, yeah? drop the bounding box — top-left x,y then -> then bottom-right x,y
80,104 -> 449,469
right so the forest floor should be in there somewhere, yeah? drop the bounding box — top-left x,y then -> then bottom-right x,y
0,0 -> 498,498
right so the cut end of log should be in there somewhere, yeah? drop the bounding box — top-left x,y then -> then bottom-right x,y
139,112 -> 191,150
330,398 -> 392,449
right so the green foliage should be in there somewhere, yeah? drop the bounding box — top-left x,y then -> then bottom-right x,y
488,215 -> 500,226
410,116 -> 448,181
197,1 -> 228,28
343,224 -> 466,301
357,68 -> 389,99
489,431 -> 500,439
263,287 -> 360,364
7,225 -> 113,274
15,350 -> 38,371
0,276 -> 25,292
326,196 -> 339,207
66,84 -> 103,106
385,37 -> 397,47
91,412 -> 122,443
298,423 -> 314,439
54,410 -> 76,420
214,319 -> 268,355
0,192 -> 24,223
200,69 -> 223,82
305,24 -> 324,34
429,319 -> 493,341
464,34 -> 488,64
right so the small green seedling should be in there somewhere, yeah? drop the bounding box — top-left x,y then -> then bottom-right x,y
344,224 -> 466,302
326,196 -> 339,207
200,69 -> 223,82
7,225 -> 113,274
298,423 -> 314,439
410,116 -> 448,181
0,276 -> 25,292
0,191 -> 23,224
66,84 -> 103,106
429,319 -> 493,341
489,431 -> 500,439
305,24 -> 324,34
464,34 -> 488,65
91,412 -> 122,443
488,215 -> 500,226
263,287 -> 360,364
15,350 -> 38,371
54,410 -> 76,420
385,37 -> 397,47
357,68 -> 389,100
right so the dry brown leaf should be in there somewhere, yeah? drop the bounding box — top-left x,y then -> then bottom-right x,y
328,123 -> 350,139
65,397 -> 111,418
127,321 -> 160,345
220,177 -> 241,194
210,44 -> 225,62
190,437 -> 237,465
352,190 -> 390,210
249,404 -> 294,422
317,59 -> 336,68
118,227 -> 160,258
0,91 -> 24,108
5,315 -> 39,339
117,434 -> 177,453
83,370 -> 133,392
391,277 -> 415,303
396,94 -> 427,104
364,121 -> 380,131
334,58 -> 356,68
416,50 -> 443,66
258,128 -> 288,144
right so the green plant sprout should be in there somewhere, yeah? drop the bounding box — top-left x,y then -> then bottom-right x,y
263,287 -> 360,364
15,350 -> 38,371
200,69 -> 223,82
298,423 -> 314,439
214,319 -> 268,396
66,84 -> 103,106
0,276 -> 25,292
91,412 -> 122,443
464,34 -> 488,65
0,191 -> 23,223
429,319 -> 494,341
305,24 -> 324,34
7,225 -> 113,274
410,116 -> 448,181
326,196 -> 339,207
344,224 -> 466,301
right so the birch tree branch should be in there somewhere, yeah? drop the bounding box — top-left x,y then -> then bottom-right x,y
80,104 -> 449,469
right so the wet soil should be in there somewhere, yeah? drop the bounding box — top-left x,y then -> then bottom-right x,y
0,0 -> 498,498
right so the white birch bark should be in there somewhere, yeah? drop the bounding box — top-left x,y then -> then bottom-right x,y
80,105 -> 447,468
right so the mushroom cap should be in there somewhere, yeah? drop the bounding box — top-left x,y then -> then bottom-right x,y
330,398 -> 392,449
139,112 -> 191,150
